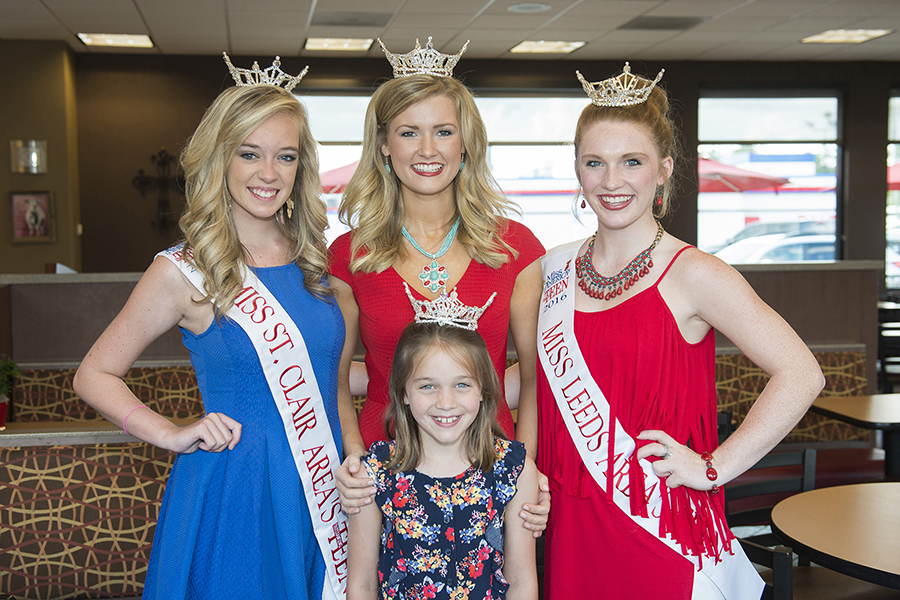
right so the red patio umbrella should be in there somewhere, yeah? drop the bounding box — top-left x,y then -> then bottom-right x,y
320,161 -> 359,194
889,163 -> 900,191
698,157 -> 789,193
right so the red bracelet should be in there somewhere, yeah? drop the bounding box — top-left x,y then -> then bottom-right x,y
701,452 -> 719,494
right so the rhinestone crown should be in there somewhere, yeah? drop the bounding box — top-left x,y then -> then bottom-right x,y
404,283 -> 495,331
379,36 -> 469,79
576,62 -> 665,107
222,53 -> 308,92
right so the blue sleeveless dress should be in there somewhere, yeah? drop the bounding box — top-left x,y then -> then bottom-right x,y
142,264 -> 344,600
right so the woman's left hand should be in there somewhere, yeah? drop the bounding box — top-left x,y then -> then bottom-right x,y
519,470 -> 551,538
636,430 -> 718,492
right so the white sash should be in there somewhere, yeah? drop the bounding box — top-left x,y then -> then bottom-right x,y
538,240 -> 763,600
159,245 -> 348,600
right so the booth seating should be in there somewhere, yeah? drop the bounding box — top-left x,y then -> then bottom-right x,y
1,366 -> 202,599
0,349 -> 879,599
716,350 -> 885,491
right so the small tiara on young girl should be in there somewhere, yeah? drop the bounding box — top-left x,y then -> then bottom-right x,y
222,53 -> 309,92
379,36 -> 469,79
576,62 -> 664,107
404,283 -> 495,331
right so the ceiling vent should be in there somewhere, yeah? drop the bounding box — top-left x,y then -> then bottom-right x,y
311,12 -> 392,27
618,16 -> 707,31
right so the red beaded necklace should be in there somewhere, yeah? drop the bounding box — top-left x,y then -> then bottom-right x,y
576,220 -> 664,301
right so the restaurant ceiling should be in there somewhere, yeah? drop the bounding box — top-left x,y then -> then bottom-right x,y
1,0 -> 899,62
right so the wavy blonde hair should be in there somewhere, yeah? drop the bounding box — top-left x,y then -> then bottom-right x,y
339,74 -> 518,273
385,322 -> 506,473
574,84 -> 680,218
179,85 -> 329,314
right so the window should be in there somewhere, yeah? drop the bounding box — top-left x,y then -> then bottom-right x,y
298,93 -> 590,248
886,95 -> 900,289
698,94 -> 840,263
476,96 -> 591,249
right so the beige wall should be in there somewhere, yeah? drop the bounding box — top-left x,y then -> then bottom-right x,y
75,55 -> 225,272
0,41 -> 80,273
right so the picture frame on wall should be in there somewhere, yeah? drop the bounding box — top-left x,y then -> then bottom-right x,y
10,191 -> 54,243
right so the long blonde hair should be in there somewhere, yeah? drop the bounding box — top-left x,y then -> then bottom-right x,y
385,322 -> 505,473
179,85 -> 329,313
339,75 -> 518,273
574,84 -> 679,218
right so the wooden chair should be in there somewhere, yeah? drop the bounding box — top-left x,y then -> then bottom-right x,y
878,300 -> 900,392
739,537 -> 794,600
878,322 -> 900,392
717,409 -> 733,446
725,448 -> 816,548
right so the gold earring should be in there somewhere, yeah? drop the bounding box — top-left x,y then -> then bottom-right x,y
286,196 -> 294,219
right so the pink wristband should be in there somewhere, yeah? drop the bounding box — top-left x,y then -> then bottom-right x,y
122,405 -> 149,436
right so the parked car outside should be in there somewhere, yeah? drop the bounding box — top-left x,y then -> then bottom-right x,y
714,233 -> 835,264
887,245 -> 900,290
705,220 -> 835,253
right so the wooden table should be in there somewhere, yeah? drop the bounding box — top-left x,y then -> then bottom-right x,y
771,482 -> 900,589
810,394 -> 900,478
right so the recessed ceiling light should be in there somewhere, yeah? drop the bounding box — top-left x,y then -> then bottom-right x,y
802,29 -> 893,44
510,40 -> 585,54
507,3 -> 552,13
304,38 -> 374,51
78,33 -> 153,48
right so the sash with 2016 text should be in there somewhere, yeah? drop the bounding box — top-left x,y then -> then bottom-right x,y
159,245 -> 348,600
537,239 -> 763,600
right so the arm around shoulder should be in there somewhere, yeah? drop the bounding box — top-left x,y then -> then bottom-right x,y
509,258 -> 542,458
328,274 -> 376,512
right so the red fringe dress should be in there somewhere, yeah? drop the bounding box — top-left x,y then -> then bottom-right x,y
537,248 -> 737,600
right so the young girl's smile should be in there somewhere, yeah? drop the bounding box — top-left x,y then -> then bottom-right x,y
405,345 -> 481,453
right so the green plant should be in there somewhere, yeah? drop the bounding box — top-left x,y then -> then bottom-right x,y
0,354 -> 20,398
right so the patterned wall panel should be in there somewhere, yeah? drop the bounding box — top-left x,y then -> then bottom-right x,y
10,368 -> 203,423
715,351 -> 869,443
0,443 -> 173,599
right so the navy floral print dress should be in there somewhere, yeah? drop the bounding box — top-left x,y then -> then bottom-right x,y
363,438 -> 526,600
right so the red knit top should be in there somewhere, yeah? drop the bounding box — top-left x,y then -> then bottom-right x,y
330,219 -> 545,447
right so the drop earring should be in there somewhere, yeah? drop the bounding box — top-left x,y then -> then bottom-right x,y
581,195 -> 586,209
286,196 -> 294,219
655,186 -> 663,206
384,156 -> 391,174
460,152 -> 466,169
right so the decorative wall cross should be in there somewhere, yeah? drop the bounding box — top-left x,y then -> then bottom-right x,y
132,148 -> 184,232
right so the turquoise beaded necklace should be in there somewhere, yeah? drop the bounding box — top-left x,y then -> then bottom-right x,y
402,216 -> 461,294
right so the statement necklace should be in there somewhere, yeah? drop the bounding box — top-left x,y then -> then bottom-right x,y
576,220 -> 664,301
402,216 -> 461,293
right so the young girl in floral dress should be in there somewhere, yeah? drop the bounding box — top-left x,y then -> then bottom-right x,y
346,322 -> 538,600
